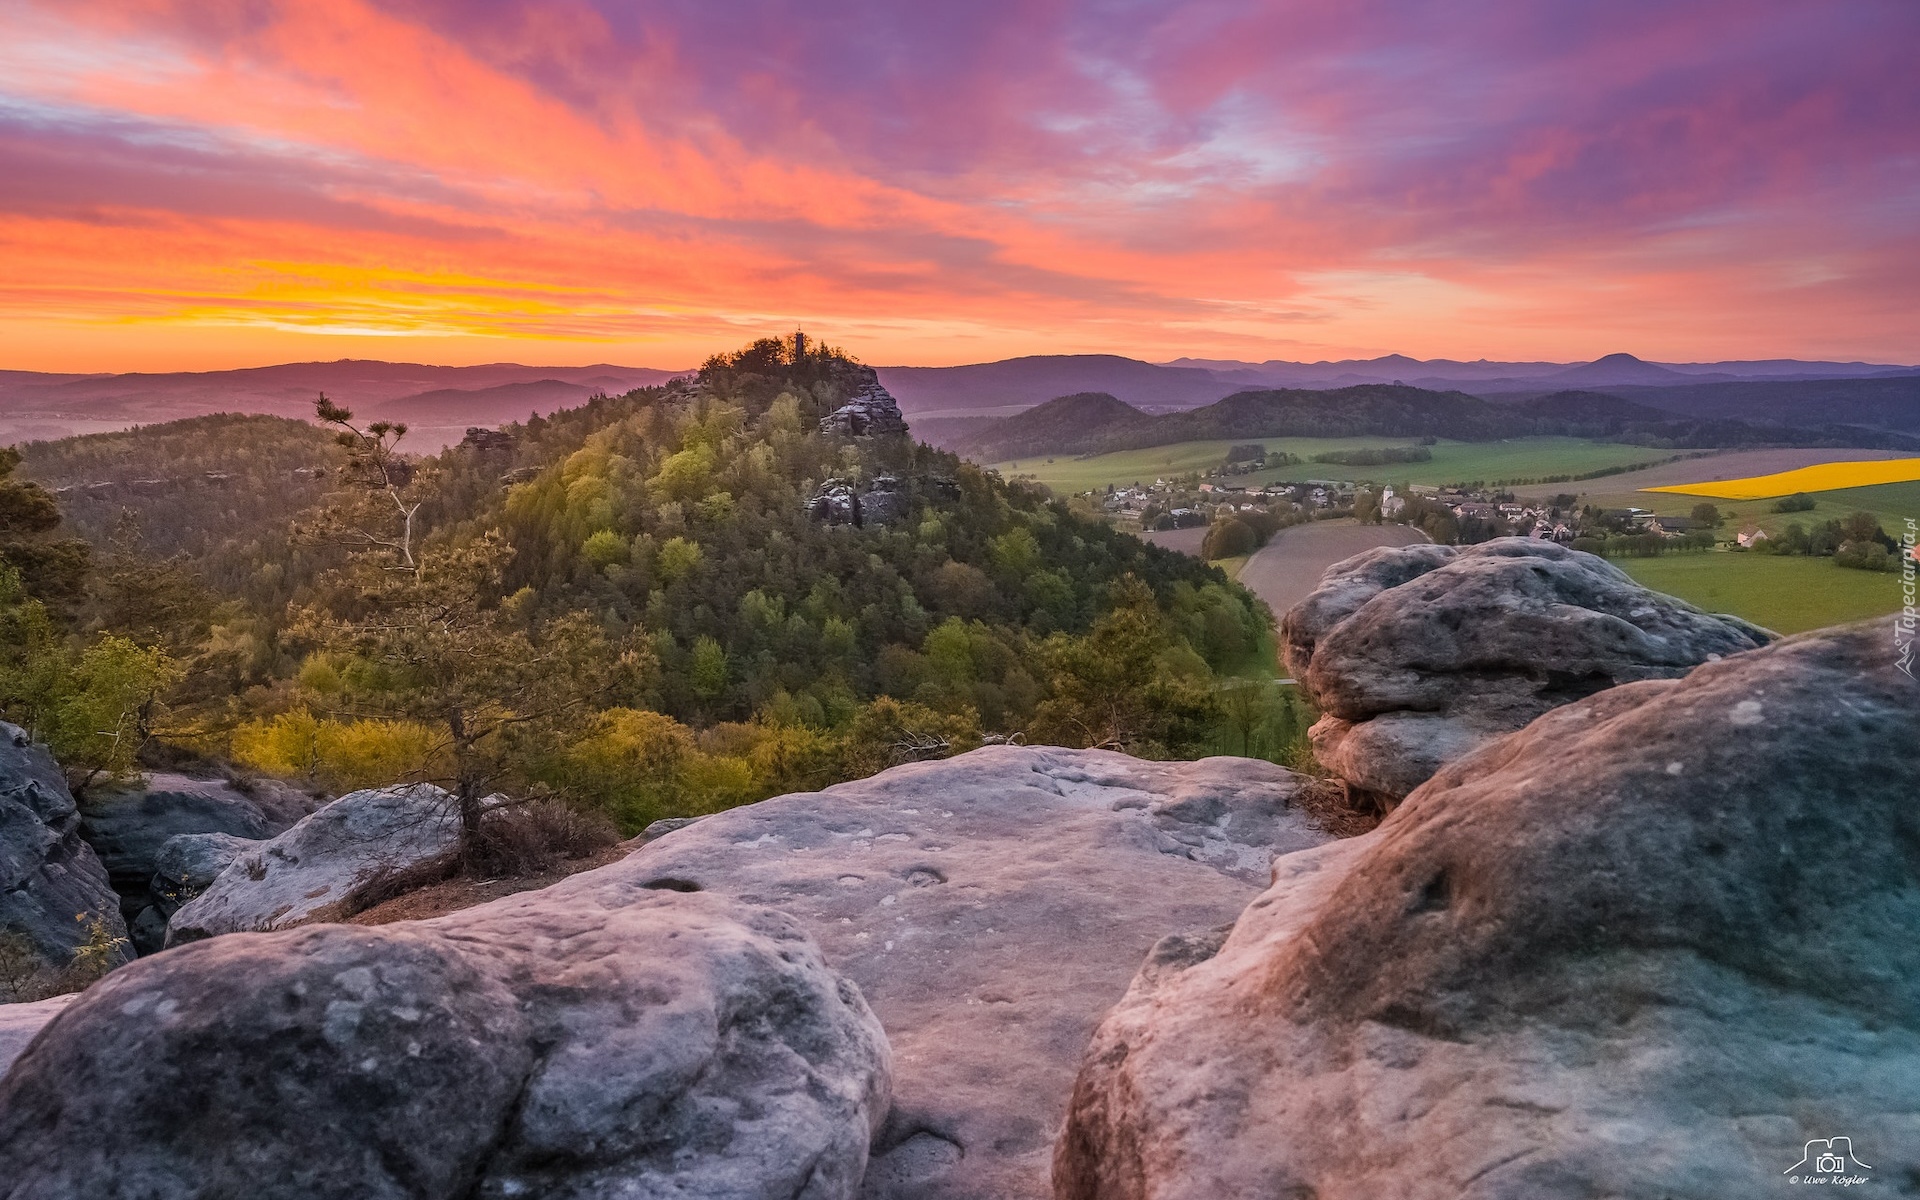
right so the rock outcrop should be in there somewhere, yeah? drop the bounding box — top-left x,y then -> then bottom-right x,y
804,475 -> 912,527
78,772 -> 318,951
819,369 -> 909,438
1281,537 -> 1771,802
0,723 -> 130,991
1058,617 -> 1920,1199
610,746 -> 1334,1199
0,889 -> 891,1199
165,784 -> 463,946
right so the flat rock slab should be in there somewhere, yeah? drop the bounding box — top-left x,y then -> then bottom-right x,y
0,889 -> 890,1200
1059,617 -> 1920,1199
599,745 -> 1333,1199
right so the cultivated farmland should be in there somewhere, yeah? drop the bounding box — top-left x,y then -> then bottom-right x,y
993,436 -> 1680,493
1645,457 -> 1920,500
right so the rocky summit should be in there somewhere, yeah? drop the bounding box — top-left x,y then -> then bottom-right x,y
1057,617 -> 1919,1199
819,367 -> 911,438
1281,537 -> 1772,804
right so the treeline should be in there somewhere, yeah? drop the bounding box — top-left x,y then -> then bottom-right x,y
1747,511 -> 1905,571
1309,445 -> 1432,466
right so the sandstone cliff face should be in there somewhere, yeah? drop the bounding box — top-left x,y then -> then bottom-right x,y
1281,537 -> 1771,803
1058,617 -> 1919,1199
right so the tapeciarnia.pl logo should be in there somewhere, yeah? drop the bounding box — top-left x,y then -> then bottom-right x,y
1897,518 -> 1916,680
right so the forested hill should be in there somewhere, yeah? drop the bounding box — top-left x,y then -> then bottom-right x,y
414,339 -> 1265,727
956,382 -> 1920,460
17,414 -> 339,603
2,335 -> 1274,832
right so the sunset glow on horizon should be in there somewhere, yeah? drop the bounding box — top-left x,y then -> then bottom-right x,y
2,0 -> 1916,373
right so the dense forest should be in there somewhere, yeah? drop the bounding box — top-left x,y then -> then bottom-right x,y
1,336 -> 1295,838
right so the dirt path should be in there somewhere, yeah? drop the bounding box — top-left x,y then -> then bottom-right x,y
1236,519 -> 1428,618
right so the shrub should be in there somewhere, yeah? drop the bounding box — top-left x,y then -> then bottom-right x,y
1773,492 -> 1817,512
1835,541 -> 1895,571
468,799 -> 619,877
1200,517 -> 1258,560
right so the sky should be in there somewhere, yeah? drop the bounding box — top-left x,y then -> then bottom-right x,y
1,0 -> 1915,372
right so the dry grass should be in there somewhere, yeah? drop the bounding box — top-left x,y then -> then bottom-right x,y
1293,776 -> 1386,838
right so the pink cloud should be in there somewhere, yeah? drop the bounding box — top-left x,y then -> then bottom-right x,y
0,0 -> 1913,369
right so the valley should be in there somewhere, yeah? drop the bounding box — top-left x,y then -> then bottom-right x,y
997,435 -> 1692,494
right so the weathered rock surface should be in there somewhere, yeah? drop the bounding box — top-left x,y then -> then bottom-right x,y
607,746 -> 1334,1199
165,784 -> 462,945
0,722 -> 129,987
1281,537 -> 1771,801
79,772 -> 317,950
1058,617 -> 1920,1199
0,994 -> 74,1076
0,889 -> 890,1199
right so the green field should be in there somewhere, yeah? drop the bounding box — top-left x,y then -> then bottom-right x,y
1617,552 -> 1908,634
993,437 -> 1676,494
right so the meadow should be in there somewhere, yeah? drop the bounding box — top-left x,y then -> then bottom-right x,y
993,436 -> 1677,493
1616,552 -> 1909,634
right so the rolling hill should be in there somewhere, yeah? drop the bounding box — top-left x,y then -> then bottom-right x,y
958,384 -> 1920,462
874,354 -> 1236,415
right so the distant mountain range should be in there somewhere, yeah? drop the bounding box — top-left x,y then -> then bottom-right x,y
1,351 -> 1914,451
0,360 -> 689,447
1153,351 -> 1918,393
955,383 -> 1920,462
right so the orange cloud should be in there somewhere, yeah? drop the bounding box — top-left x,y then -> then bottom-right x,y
0,0 -> 1914,371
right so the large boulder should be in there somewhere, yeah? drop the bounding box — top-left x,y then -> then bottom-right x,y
165,784 -> 463,946
0,888 -> 890,1199
0,722 -> 130,995
1281,537 -> 1771,802
609,746 -> 1335,1199
1057,617 -> 1920,1199
79,772 -> 318,951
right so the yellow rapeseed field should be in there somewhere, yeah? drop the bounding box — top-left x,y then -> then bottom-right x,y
1645,457 -> 1920,500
